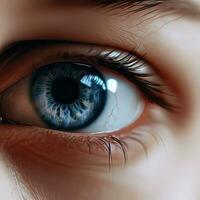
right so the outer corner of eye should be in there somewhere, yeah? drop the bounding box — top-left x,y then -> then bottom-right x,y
0,60 -> 146,135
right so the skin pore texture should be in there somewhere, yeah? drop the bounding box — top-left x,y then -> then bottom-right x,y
0,0 -> 200,200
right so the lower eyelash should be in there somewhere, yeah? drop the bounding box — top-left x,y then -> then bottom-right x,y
85,135 -> 129,169
0,122 -> 150,169
45,129 -> 151,169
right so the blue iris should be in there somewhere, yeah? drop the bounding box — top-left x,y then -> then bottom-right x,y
31,62 -> 107,131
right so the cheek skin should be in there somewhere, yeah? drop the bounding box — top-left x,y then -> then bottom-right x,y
4,149 -> 140,200
5,130 -> 176,200
2,135 -> 169,200
0,104 -> 178,200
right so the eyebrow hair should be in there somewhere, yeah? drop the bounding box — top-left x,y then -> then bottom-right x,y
88,0 -> 199,15
92,0 -> 164,10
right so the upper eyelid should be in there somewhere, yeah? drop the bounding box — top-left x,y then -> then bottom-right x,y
0,40 -> 147,77
0,41 -> 177,112
0,41 -> 139,93
0,41 -> 54,65
0,41 -> 161,90
0,40 -> 133,69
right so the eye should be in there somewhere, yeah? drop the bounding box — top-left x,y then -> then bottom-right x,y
0,42 -> 148,134
28,61 -> 143,133
0,42 -> 173,133
0,41 -> 176,163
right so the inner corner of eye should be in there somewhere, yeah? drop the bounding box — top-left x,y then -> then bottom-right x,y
0,61 -> 145,134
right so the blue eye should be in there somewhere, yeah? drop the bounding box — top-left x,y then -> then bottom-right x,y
31,62 -> 107,131
0,44 -> 155,134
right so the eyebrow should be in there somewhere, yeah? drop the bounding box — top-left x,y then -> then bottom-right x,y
91,0 -> 164,10
87,0 -> 199,15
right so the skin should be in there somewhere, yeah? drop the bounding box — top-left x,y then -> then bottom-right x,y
0,1 -> 200,200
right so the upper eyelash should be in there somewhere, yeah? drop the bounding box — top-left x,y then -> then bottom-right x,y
0,41 -> 175,111
88,0 -> 164,13
95,51 -> 176,111
32,50 -> 175,111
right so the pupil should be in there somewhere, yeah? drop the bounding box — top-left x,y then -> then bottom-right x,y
51,78 -> 79,104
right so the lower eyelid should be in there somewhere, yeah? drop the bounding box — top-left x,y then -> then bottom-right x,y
0,109 -> 158,170
0,94 -> 154,167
